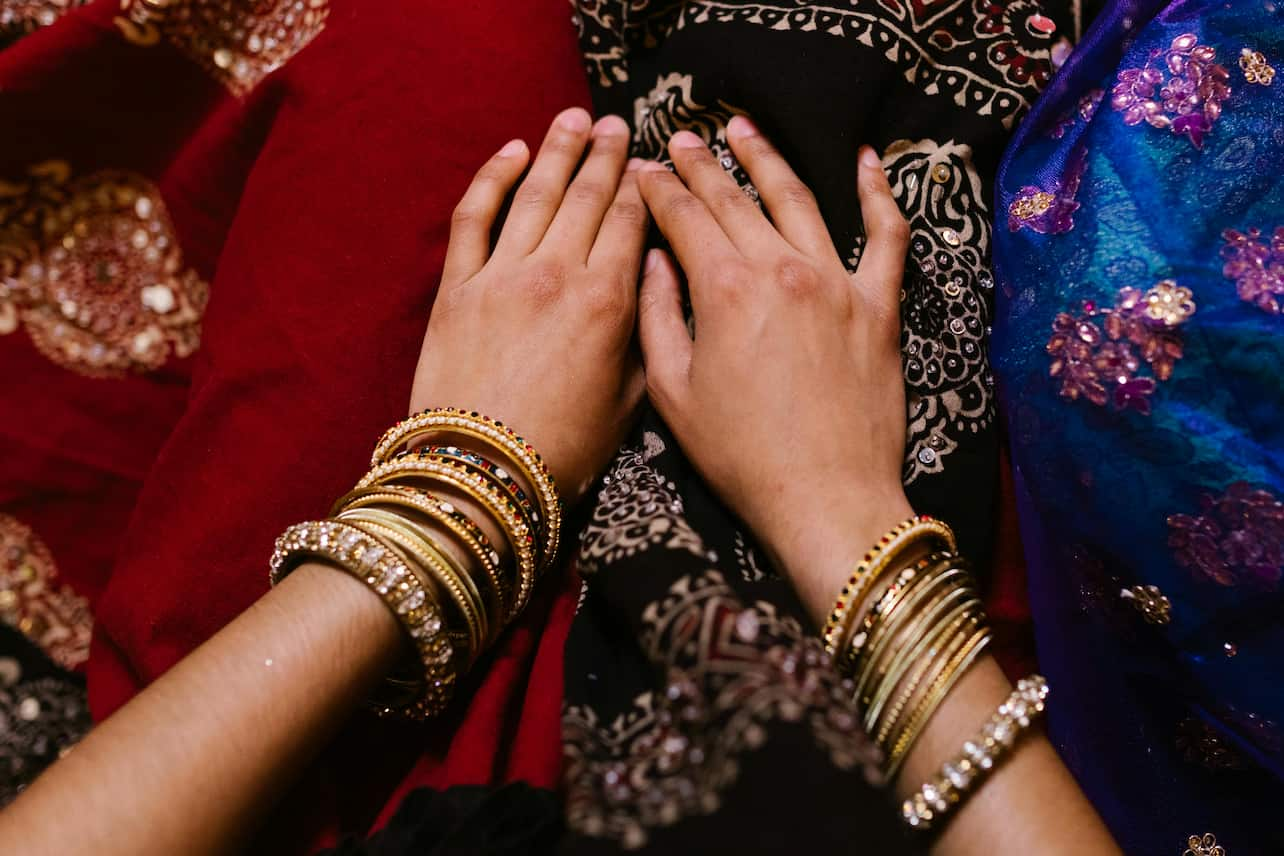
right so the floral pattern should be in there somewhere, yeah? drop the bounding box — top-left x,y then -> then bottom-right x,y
114,0 -> 328,96
1046,280 -> 1194,414
1110,33 -> 1230,150
0,161 -> 208,376
1221,227 -> 1284,315
1184,833 -> 1227,856
0,0 -> 90,46
0,515 -> 91,670
1239,49 -> 1275,87
1007,146 -> 1087,234
1168,483 -> 1284,590
1048,88 -> 1104,138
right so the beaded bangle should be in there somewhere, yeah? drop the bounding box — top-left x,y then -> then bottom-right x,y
901,675 -> 1049,831
358,457 -> 538,612
844,554 -> 950,671
372,408 -> 561,569
338,510 -> 488,658
408,449 -> 544,558
823,516 -> 957,668
269,520 -> 456,718
334,486 -> 510,625
885,624 -> 992,777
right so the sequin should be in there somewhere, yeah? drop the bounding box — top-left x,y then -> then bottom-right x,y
1120,584 -> 1171,625
1220,226 -> 1284,314
0,1 -> 91,44
1176,717 -> 1246,770
1045,280 -> 1193,414
114,0 -> 329,96
1048,88 -> 1104,138
1239,49 -> 1275,86
1111,34 -> 1230,149
0,515 -> 91,669
1183,833 -> 1226,856
1008,147 -> 1086,234
1168,483 -> 1284,590
0,162 -> 208,376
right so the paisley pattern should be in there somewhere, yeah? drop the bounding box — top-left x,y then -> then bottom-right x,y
0,514 -> 91,670
0,161 -> 208,377
114,0 -> 328,95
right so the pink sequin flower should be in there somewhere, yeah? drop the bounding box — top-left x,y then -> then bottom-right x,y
1169,483 -> 1284,590
1049,88 -> 1104,139
1046,280 -> 1194,414
1111,33 -> 1230,149
1221,227 -> 1284,314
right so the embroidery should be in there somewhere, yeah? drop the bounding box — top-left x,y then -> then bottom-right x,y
732,530 -> 772,583
879,140 -> 993,482
0,666 -> 91,807
1119,584 -> 1170,625
562,570 -> 881,849
1048,88 -> 1104,138
114,0 -> 328,96
0,515 -> 91,669
1008,147 -> 1087,234
575,0 -> 1051,128
1239,49 -> 1275,86
1046,280 -> 1194,414
1176,716 -> 1246,771
1221,226 -> 1284,314
631,73 -> 750,192
1111,33 -> 1230,150
0,1 -> 90,46
1184,833 -> 1226,856
0,161 -> 208,377
1167,483 -> 1284,590
577,444 -> 710,575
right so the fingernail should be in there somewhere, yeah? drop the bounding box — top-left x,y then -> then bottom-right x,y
669,131 -> 705,150
727,115 -> 759,139
640,160 -> 669,173
645,248 -> 662,273
592,114 -> 630,137
498,139 -> 526,158
557,107 -> 592,132
860,146 -> 882,168
626,157 -> 646,172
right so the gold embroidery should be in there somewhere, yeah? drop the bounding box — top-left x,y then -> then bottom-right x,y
1,1 -> 91,44
0,161 -> 208,377
114,0 -> 329,95
1184,832 -> 1227,856
1239,49 -> 1275,86
1120,584 -> 1171,625
0,514 -> 91,670
1008,190 -> 1055,220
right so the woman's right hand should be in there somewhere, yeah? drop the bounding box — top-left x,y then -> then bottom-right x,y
636,117 -> 913,621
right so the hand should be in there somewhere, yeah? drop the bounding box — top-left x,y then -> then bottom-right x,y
410,108 -> 649,503
636,117 -> 913,620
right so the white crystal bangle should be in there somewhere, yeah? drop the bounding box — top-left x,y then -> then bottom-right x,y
901,674 -> 1049,831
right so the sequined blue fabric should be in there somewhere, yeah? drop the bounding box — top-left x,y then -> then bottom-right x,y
993,2 -> 1284,853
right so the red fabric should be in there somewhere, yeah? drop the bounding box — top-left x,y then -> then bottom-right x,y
986,443 -> 1038,681
4,0 -> 589,849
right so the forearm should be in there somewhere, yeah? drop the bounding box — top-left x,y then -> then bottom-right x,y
0,564 -> 402,856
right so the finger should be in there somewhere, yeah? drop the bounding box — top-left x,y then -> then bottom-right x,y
587,159 -> 650,277
854,146 -> 910,328
637,161 -> 736,306
441,139 -> 530,285
637,248 -> 692,416
494,107 -> 594,257
542,115 -> 632,261
667,130 -> 775,254
725,115 -> 833,259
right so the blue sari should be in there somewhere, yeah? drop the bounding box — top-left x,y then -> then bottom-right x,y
993,2 -> 1284,854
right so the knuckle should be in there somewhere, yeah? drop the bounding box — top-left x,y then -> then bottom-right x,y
605,197 -> 647,229
779,180 -> 816,210
566,181 -> 610,208
514,183 -> 557,211
524,259 -> 568,305
662,193 -> 705,222
879,212 -> 912,244
450,202 -> 480,229
773,257 -> 820,296
713,185 -> 750,212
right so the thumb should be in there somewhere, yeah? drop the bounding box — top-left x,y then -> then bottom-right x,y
637,248 -> 692,415
854,146 -> 910,344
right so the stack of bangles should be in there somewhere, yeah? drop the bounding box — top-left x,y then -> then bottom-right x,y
268,407 -> 562,719
821,515 -> 1049,832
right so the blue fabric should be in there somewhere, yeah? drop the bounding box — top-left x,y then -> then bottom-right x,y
993,2 -> 1284,853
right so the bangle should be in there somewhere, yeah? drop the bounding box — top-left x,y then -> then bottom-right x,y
334,486 -> 510,625
901,675 -> 1049,831
844,554 -> 949,671
885,623 -> 991,776
371,408 -> 561,569
357,457 -> 538,613
269,520 -> 456,717
822,516 -> 957,669
408,449 -> 543,558
415,445 -> 540,543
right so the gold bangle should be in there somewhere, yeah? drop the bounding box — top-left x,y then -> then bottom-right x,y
358,457 -> 538,613
335,486 -> 511,626
269,520 -> 456,718
886,623 -> 992,777
843,553 -> 949,674
371,408 -> 562,569
338,511 -> 487,660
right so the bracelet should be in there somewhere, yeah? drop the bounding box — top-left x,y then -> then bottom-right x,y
823,516 -> 957,669
357,457 -> 539,613
408,449 -> 544,558
844,554 -> 949,671
334,486 -> 510,625
371,408 -> 561,569
416,445 -> 539,542
901,675 -> 1049,831
269,520 -> 456,717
